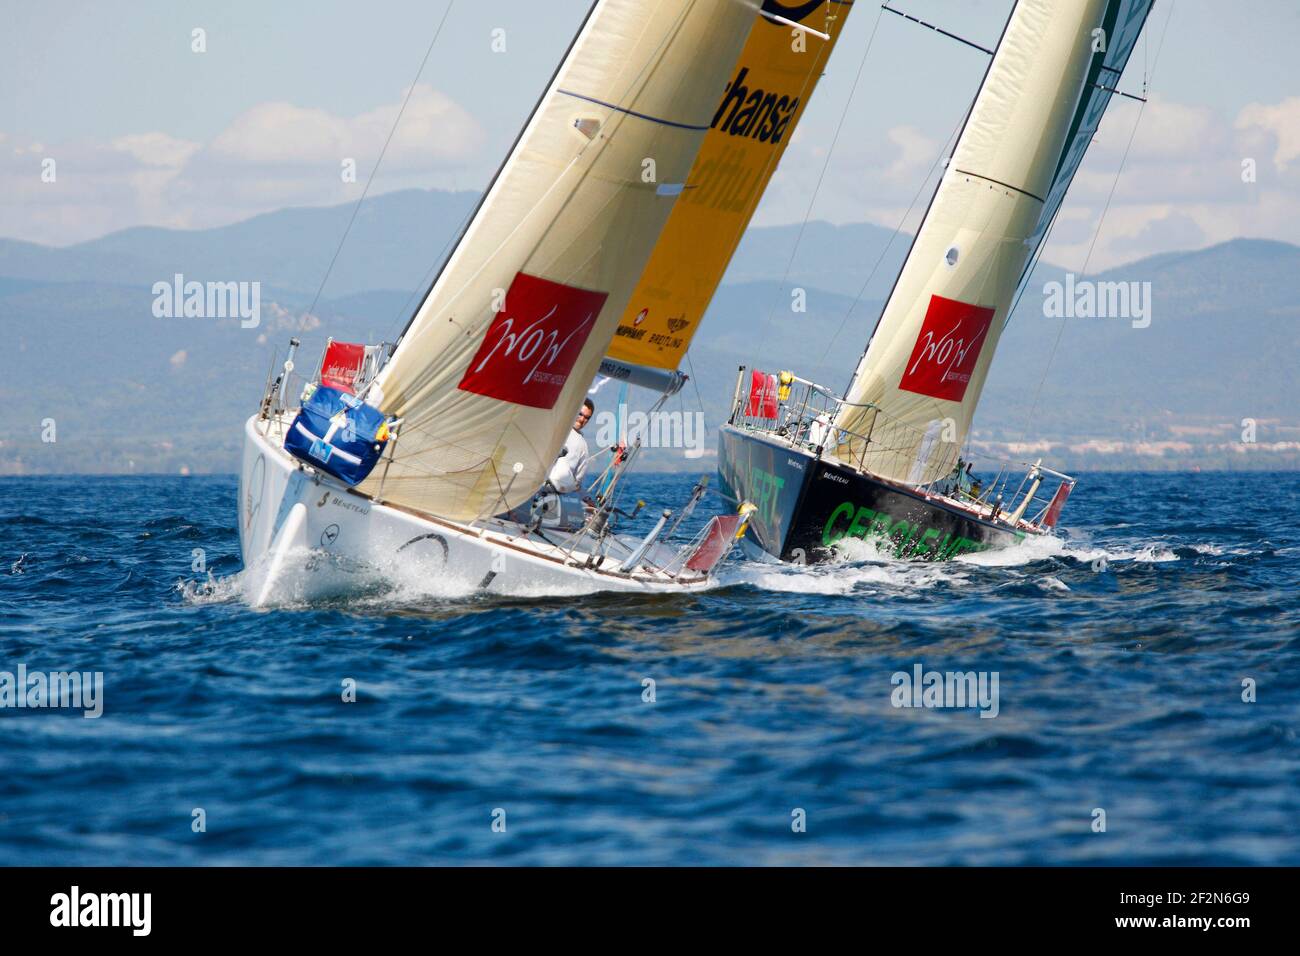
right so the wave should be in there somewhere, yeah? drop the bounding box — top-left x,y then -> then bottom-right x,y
182,540 -> 627,612
179,522 -> 1255,612
958,533 -> 1180,567
726,527 -> 1213,595
726,536 -> 968,595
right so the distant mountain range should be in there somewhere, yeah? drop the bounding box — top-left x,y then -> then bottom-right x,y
1,187 -> 1296,475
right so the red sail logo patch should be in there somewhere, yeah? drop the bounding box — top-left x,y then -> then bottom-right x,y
897,295 -> 995,402
458,272 -> 609,409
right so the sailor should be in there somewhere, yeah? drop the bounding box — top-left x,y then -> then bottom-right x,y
806,412 -> 832,450
959,461 -> 975,497
948,458 -> 966,495
547,397 -> 594,494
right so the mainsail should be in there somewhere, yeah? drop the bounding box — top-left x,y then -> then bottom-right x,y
607,0 -> 854,373
364,1 -> 754,520
833,0 -> 1154,485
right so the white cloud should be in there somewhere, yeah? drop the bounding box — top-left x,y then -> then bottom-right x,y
1236,95 -> 1300,171
754,123 -> 947,229
209,85 -> 482,169
883,126 -> 941,181
6,73 -> 1300,277
760,92 -> 1300,271
1038,93 -> 1300,269
0,85 -> 486,246
112,132 -> 201,169
1102,95 -> 1222,163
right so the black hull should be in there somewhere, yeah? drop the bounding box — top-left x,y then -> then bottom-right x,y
717,425 -> 1026,563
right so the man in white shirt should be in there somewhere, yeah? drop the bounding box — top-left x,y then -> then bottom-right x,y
546,398 -> 594,494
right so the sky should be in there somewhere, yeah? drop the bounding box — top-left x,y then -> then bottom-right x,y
2,0 -> 1299,271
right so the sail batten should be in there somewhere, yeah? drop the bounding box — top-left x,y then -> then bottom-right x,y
833,0 -> 1154,486
556,89 -> 713,130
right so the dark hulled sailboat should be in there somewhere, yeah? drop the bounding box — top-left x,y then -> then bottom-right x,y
718,0 -> 1154,562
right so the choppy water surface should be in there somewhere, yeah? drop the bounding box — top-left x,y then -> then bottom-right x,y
1,472 -> 1297,864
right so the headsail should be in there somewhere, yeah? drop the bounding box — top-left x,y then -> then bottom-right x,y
364,1 -> 754,520
606,0 -> 854,373
833,0 -> 1154,485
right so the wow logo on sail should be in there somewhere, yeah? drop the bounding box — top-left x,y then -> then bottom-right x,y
458,272 -> 608,409
898,294 -> 994,402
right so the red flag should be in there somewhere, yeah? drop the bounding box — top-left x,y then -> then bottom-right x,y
744,370 -> 779,419
320,341 -> 366,393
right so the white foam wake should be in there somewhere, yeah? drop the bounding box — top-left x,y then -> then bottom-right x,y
724,535 -> 968,596
181,541 -> 657,611
724,525 -> 1214,597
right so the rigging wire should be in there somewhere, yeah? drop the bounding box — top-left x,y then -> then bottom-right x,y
388,0 -> 694,359
385,205 -> 476,341
303,1 -> 456,324
684,351 -> 708,438
1017,0 -> 1175,442
758,4 -> 886,332
817,109 -> 967,365
834,0 -> 1018,405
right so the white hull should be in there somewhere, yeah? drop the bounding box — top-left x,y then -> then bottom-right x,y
237,415 -> 715,607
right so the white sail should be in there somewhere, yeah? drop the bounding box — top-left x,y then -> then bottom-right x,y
365,0 -> 753,520
834,0 -> 1153,485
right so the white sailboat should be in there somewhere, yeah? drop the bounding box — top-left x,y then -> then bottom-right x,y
718,0 -> 1155,563
237,0 -> 853,604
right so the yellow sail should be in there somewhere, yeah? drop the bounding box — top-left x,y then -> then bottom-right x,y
364,0 -> 753,521
607,0 -> 854,371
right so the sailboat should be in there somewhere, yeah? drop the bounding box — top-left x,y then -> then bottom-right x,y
717,0 -> 1154,563
237,0 -> 852,604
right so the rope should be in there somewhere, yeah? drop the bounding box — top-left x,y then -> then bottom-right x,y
684,351 -> 708,439
303,1 -> 456,322
385,204 -> 477,340
818,109 -> 966,364
760,4 -> 886,331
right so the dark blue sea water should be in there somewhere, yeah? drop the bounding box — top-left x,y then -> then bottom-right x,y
1,472 -> 1297,865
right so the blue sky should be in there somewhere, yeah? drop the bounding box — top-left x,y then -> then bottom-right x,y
3,0 -> 1299,270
